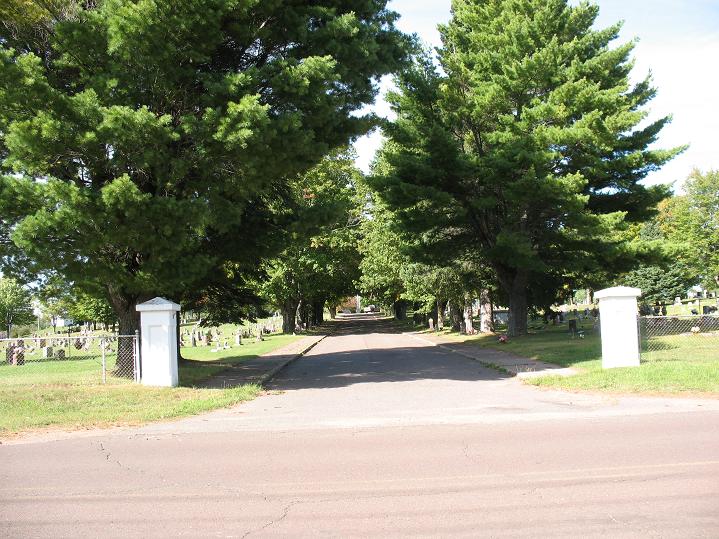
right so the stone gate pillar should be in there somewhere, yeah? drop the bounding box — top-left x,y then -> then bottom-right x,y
595,286 -> 641,369
136,297 -> 180,387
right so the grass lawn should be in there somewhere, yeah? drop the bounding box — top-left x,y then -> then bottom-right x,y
0,332 -> 302,437
459,322 -> 719,396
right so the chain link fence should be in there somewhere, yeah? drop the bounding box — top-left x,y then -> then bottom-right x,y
0,333 -> 139,386
640,315 -> 719,363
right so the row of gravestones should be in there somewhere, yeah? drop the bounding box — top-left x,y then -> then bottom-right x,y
3,336 -> 118,366
674,296 -> 719,305
4,343 -> 68,365
180,322 -> 281,348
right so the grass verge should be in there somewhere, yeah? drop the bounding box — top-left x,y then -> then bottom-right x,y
0,332 -> 303,437
460,324 -> 719,396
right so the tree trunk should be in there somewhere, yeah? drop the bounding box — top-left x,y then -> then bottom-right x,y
298,300 -> 310,330
449,300 -> 462,332
393,299 -> 407,321
463,294 -> 476,335
479,289 -> 494,333
282,299 -> 299,334
500,269 -> 529,337
176,312 -> 185,364
413,306 -> 426,326
436,298 -> 447,331
112,297 -> 141,377
312,300 -> 324,327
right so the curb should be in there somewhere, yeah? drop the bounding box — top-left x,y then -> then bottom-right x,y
257,334 -> 327,386
406,332 -> 576,379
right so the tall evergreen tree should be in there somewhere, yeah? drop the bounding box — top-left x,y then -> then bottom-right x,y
371,0 -> 681,335
0,0 -> 409,371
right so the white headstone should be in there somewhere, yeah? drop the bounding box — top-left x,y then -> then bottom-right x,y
595,287 -> 641,369
136,297 -> 180,387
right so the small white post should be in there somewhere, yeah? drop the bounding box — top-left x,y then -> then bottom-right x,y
595,286 -> 642,369
136,297 -> 180,387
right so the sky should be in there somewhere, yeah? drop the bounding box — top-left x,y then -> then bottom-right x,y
354,0 -> 719,191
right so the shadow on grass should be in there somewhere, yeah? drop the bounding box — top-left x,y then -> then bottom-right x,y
460,324 -> 602,369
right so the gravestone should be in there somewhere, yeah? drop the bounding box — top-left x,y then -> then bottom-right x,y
12,346 -> 25,366
43,346 -> 53,358
568,319 -> 578,336
428,318 -> 434,331
56,349 -> 66,359
674,297 -> 682,306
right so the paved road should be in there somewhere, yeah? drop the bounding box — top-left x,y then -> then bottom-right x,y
2,315 -> 719,537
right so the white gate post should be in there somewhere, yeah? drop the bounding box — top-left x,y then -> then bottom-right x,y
595,286 -> 642,369
136,297 -> 180,387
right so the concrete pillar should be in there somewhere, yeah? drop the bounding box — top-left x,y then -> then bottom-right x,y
136,297 -> 180,387
595,286 -> 641,369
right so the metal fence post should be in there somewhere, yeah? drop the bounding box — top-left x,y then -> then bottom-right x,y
134,330 -> 141,383
637,314 -> 642,363
101,341 -> 107,384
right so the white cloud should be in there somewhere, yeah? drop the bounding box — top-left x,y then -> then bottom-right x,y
355,1 -> 719,186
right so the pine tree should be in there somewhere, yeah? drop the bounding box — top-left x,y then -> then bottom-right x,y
0,1 -> 409,370
372,0 -> 681,335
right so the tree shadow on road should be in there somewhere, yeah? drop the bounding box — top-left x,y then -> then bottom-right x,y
266,344 -> 511,391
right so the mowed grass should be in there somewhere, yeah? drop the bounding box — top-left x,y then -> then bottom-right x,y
179,333 -> 303,386
463,323 -> 719,396
0,332 -> 302,437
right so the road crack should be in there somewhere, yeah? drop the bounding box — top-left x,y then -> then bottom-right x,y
242,500 -> 299,538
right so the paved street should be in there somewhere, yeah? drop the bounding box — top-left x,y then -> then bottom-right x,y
2,315 -> 719,537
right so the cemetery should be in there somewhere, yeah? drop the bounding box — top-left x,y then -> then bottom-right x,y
0,0 -> 716,415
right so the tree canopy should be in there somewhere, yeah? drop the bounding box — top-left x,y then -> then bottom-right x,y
369,0 -> 681,335
0,277 -> 34,337
0,0 -> 410,348
261,150 -> 362,332
657,169 -> 719,290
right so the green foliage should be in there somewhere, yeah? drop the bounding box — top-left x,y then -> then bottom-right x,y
262,151 -> 362,329
66,291 -> 116,325
370,0 -> 680,335
358,196 -> 408,306
623,263 -> 694,305
0,277 -> 34,336
0,0 -> 409,333
658,170 -> 719,289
